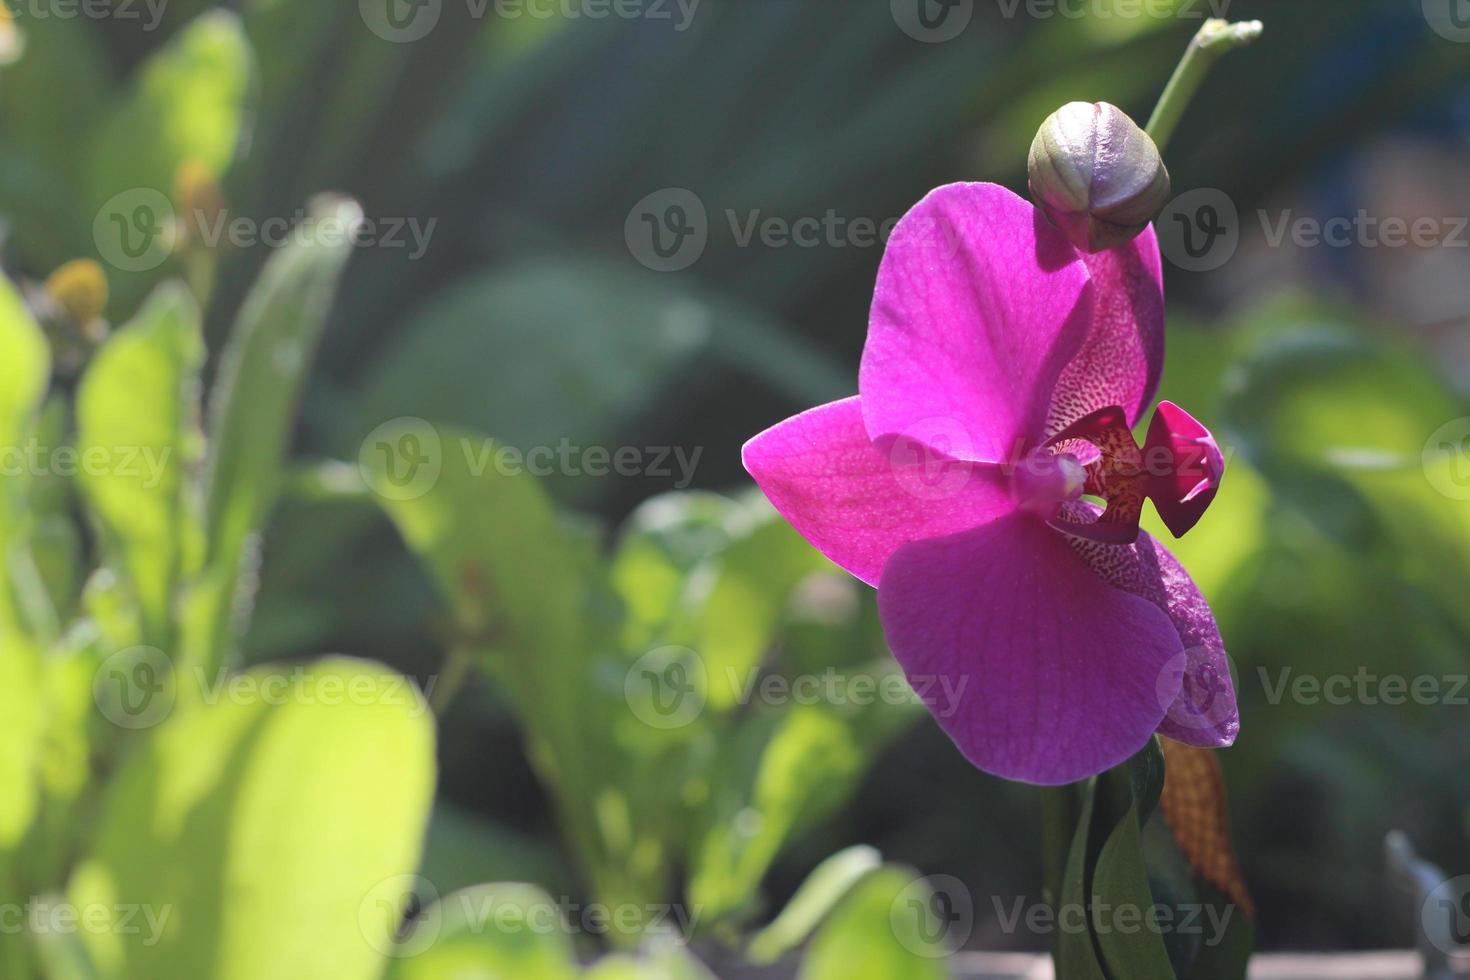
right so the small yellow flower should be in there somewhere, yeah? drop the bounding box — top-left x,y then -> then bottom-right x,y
45,259 -> 109,329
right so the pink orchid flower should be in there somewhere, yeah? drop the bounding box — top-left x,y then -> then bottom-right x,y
742,183 -> 1236,785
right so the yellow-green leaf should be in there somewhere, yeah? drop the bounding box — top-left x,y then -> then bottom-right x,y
67,658 -> 436,980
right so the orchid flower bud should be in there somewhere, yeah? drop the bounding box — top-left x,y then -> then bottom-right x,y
1028,101 -> 1170,253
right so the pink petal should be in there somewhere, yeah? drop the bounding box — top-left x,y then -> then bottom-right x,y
1144,400 -> 1226,539
877,512 -> 1184,785
1045,229 -> 1165,435
1065,512 -> 1239,748
742,397 -> 1012,588
860,183 -> 1095,465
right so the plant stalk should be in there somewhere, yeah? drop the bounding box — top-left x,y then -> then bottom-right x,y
1146,18 -> 1264,153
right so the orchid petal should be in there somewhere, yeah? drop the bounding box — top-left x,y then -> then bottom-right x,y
877,512 -> 1183,785
1046,228 -> 1166,434
742,397 -> 1012,588
860,183 -> 1094,465
1046,230 -> 1170,437
1065,511 -> 1239,747
1145,400 -> 1226,539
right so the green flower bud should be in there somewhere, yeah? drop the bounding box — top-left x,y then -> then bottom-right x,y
1028,101 -> 1170,253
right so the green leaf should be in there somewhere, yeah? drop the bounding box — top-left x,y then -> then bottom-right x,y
0,273 -> 52,636
76,283 -> 205,647
188,196 -> 363,668
383,883 -> 579,980
345,259 -> 708,468
84,11 -> 254,316
797,866 -> 948,980
25,649 -> 97,890
611,493 -> 832,712
0,272 -> 51,486
1124,737 -> 1166,825
343,257 -> 847,503
1223,327 -> 1461,480
0,227 -> 65,901
1052,780 -> 1108,980
685,517 -> 833,712
611,492 -> 760,650
687,707 -> 868,927
366,424 -> 608,721
0,18 -> 107,268
0,634 -> 42,861
1048,746 -> 1183,980
0,17 -> 109,188
365,424 -> 641,910
1220,317 -> 1470,638
67,657 -> 436,980
1089,765 -> 1176,980
584,944 -> 719,980
747,845 -> 883,964
86,10 -> 252,210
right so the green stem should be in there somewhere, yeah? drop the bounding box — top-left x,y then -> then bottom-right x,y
1145,18 -> 1263,154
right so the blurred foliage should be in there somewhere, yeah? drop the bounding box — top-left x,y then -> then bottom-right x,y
0,0 -> 1466,976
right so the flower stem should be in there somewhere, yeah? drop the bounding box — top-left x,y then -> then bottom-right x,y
1145,18 -> 1263,154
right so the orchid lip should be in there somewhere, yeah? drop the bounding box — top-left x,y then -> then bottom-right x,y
1041,400 -> 1225,543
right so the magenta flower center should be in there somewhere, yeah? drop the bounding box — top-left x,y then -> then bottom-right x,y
1010,449 -> 1087,515
1035,401 -> 1224,544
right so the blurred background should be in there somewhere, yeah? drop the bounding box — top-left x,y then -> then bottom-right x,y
3,0 -> 1470,975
